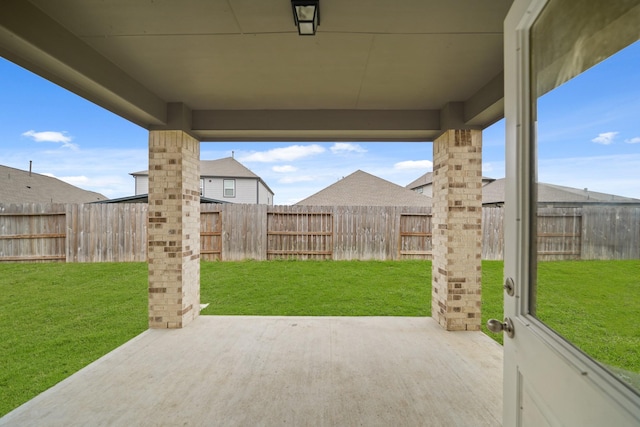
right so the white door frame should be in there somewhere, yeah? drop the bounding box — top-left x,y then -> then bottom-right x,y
503,0 -> 640,425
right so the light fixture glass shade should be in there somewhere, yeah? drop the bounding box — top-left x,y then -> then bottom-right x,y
295,5 -> 316,21
298,21 -> 315,35
292,0 -> 319,36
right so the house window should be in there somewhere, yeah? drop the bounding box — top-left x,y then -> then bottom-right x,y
200,179 -> 204,196
223,179 -> 235,198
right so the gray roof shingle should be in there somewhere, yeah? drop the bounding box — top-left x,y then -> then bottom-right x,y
131,157 -> 258,178
482,178 -> 640,205
0,165 -> 107,204
296,170 -> 432,207
406,172 -> 495,190
131,157 -> 274,194
200,157 -> 259,178
405,172 -> 434,190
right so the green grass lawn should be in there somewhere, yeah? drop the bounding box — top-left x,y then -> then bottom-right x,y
0,263 -> 149,417
0,259 -> 637,416
535,260 -> 640,386
200,260 -> 431,316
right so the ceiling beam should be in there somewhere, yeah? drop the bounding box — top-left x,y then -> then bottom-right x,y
192,109 -> 442,142
463,71 -> 504,127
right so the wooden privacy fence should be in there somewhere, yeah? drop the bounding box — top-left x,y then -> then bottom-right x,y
0,203 -> 149,262
399,213 -> 433,259
480,206 -> 640,261
202,204 -> 432,261
266,210 -> 333,260
482,207 -> 586,260
0,203 -> 67,262
1,203 -> 638,263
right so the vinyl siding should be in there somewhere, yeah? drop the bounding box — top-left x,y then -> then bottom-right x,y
417,184 -> 432,198
257,181 -> 273,205
203,177 -> 260,203
137,173 -> 273,204
135,176 -> 149,195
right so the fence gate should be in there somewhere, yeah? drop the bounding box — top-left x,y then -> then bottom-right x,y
0,204 -> 66,262
201,210 -> 222,261
267,211 -> 333,260
398,213 -> 432,259
537,209 -> 582,260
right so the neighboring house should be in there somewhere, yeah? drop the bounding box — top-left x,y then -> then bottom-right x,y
131,157 -> 274,205
406,172 -> 640,207
482,178 -> 640,207
406,171 -> 495,197
296,170 -> 432,207
0,164 -> 107,204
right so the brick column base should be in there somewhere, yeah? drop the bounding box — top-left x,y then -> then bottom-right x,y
148,130 -> 200,329
431,129 -> 482,331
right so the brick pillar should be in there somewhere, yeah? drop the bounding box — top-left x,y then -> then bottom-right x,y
431,129 -> 482,331
148,130 -> 200,329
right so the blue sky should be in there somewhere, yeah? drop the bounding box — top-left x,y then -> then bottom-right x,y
1,41 -> 638,204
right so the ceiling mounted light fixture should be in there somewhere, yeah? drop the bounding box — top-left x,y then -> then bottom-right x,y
291,0 -> 320,36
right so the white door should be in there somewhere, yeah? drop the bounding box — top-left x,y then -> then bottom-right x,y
502,0 -> 640,425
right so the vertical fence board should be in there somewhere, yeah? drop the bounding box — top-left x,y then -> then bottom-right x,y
66,203 -> 77,262
201,204 -> 222,261
482,207 -> 504,260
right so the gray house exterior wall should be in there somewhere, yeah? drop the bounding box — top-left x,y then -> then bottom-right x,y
135,175 -> 149,196
257,181 -> 272,205
131,157 -> 274,205
202,177 -> 266,204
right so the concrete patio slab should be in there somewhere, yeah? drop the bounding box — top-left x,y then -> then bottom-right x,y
0,316 -> 503,427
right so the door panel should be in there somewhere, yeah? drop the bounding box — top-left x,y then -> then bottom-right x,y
503,0 -> 640,425
520,372 -> 554,427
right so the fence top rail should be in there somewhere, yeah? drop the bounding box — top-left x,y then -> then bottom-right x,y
0,233 -> 66,239
268,212 -> 333,215
267,231 -> 333,236
536,214 -> 583,218
0,211 -> 66,216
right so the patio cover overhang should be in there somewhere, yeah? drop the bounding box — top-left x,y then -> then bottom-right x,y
0,0 -> 510,141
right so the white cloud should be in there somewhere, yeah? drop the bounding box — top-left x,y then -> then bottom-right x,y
625,137 -> 640,144
591,131 -> 618,145
279,175 -> 315,184
22,130 -> 78,149
330,143 -> 367,154
57,175 -> 90,185
239,144 -> 325,162
41,173 -> 88,186
22,130 -> 71,143
273,165 -> 298,173
482,163 -> 494,173
393,160 -> 433,170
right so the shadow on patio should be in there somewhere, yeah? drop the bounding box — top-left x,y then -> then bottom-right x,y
0,316 -> 502,427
